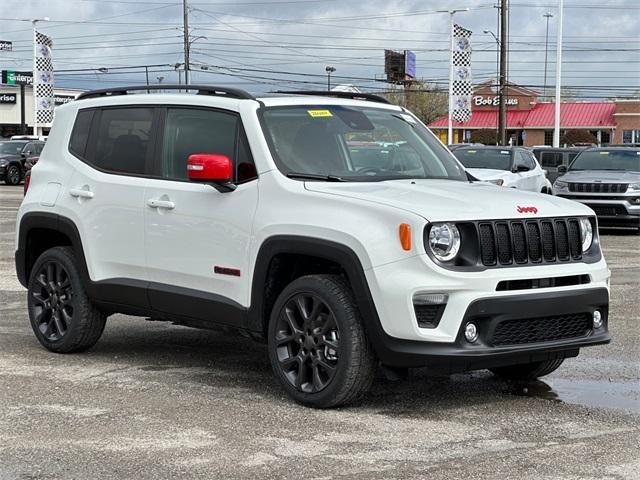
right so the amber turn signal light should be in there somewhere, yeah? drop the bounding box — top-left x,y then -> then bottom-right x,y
399,223 -> 411,251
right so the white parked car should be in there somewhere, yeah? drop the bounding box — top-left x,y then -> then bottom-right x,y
454,146 -> 552,193
15,86 -> 610,408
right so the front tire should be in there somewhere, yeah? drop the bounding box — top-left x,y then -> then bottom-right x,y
268,274 -> 376,408
27,247 -> 106,353
5,164 -> 21,185
490,358 -> 564,380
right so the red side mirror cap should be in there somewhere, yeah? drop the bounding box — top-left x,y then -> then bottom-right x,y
187,154 -> 232,182
187,154 -> 235,192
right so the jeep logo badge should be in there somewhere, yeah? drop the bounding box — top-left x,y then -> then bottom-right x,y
517,205 -> 538,214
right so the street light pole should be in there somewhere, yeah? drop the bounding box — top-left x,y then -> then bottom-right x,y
553,0 -> 564,147
438,8 -> 469,145
543,12 -> 553,100
325,66 -> 336,91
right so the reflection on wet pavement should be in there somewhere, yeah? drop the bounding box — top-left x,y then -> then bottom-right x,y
507,378 -> 640,414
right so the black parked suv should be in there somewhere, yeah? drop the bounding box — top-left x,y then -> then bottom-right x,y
532,147 -> 585,183
0,140 -> 45,185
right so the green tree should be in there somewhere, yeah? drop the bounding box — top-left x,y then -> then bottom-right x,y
384,81 -> 448,125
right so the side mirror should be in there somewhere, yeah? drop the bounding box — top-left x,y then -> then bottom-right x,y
187,154 -> 236,193
557,165 -> 568,175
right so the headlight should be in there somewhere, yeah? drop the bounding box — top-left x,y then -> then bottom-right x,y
554,180 -> 568,192
579,218 -> 593,252
428,223 -> 461,262
487,179 -> 504,186
627,183 -> 640,192
0,160 -> 8,167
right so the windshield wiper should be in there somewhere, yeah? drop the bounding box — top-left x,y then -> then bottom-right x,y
286,172 -> 346,182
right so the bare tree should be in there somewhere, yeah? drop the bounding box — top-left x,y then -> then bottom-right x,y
385,81 -> 448,125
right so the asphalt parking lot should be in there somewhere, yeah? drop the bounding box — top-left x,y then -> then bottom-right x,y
1,184 -> 638,480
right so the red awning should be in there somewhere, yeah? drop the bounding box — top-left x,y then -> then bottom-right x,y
524,102 -> 616,128
428,102 -> 617,129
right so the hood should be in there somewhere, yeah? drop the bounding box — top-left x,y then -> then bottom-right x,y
465,168 -> 509,181
305,179 -> 591,222
559,170 -> 640,183
0,154 -> 18,161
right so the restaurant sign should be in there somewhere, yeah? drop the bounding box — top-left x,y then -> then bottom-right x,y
474,96 -> 518,107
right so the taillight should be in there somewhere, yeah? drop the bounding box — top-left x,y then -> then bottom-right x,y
23,172 -> 31,196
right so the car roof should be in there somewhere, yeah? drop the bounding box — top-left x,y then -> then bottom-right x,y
581,146 -> 640,152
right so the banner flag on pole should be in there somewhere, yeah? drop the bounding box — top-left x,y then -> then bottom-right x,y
451,24 -> 473,123
34,30 -> 54,126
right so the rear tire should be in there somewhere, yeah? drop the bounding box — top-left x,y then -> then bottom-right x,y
268,274 -> 376,408
490,358 -> 565,380
27,247 -> 106,353
5,164 -> 21,185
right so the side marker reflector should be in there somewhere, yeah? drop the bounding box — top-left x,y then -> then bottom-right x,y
399,223 -> 411,251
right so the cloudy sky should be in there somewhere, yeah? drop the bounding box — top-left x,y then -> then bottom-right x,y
0,0 -> 638,98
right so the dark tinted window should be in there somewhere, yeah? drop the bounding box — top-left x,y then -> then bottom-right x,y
570,149 -> 640,172
69,109 -> 95,159
540,152 -> 563,168
23,143 -> 36,154
35,143 -> 44,154
236,130 -> 257,182
93,108 -> 153,174
161,108 -> 256,182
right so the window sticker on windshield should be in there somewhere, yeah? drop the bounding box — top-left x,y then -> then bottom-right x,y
467,150 -> 477,153
307,109 -> 333,118
600,151 -> 610,155
500,150 -> 510,154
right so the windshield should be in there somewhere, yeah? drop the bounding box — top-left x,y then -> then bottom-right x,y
570,149 -> 640,172
0,142 -> 26,154
454,149 -> 512,170
261,105 -> 466,181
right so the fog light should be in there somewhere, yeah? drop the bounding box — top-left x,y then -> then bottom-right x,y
413,293 -> 448,305
593,310 -> 603,329
464,322 -> 479,343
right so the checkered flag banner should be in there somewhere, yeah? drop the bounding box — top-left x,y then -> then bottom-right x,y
34,31 -> 54,125
451,24 -> 473,123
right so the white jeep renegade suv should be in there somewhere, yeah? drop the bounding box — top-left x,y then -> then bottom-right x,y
15,86 -> 610,408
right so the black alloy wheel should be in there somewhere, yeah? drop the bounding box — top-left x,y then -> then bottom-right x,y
274,293 -> 340,393
28,247 -> 106,353
268,275 -> 376,408
30,261 -> 74,342
5,164 -> 21,185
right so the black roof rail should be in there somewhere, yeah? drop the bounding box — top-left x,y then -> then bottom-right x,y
76,84 -> 255,101
274,90 -> 390,104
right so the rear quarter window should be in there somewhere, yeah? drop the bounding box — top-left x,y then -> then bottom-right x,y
69,109 -> 95,159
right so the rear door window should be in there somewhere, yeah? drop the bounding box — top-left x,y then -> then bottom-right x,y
540,152 -> 563,168
89,107 -> 154,175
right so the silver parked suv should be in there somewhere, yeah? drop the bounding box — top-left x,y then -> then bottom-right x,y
553,147 -> 640,232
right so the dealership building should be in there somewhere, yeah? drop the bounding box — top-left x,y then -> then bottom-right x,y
0,80 -> 84,138
429,81 -> 640,146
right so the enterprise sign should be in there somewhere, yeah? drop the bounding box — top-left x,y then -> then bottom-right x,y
0,93 -> 17,104
1,70 -> 33,85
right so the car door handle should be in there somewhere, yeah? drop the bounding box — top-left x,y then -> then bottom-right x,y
147,198 -> 175,210
69,186 -> 94,199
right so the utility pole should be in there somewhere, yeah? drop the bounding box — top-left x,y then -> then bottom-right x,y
553,0 -> 564,147
483,29 -> 500,143
543,12 -> 553,99
498,0 -> 508,146
183,0 -> 190,85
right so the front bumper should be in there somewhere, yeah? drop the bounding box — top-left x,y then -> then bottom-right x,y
367,288 -> 610,369
556,195 -> 640,227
